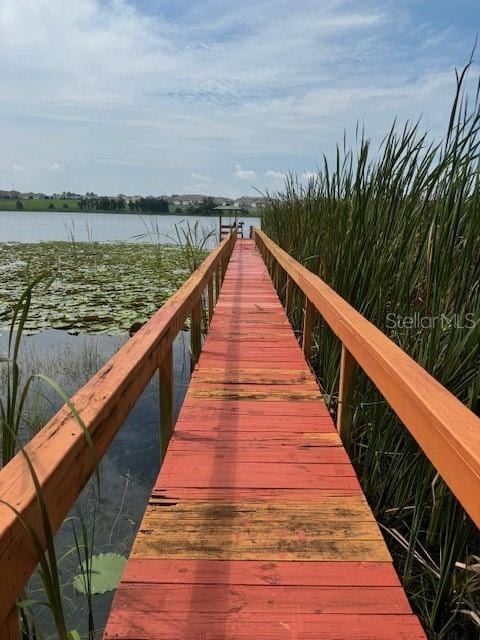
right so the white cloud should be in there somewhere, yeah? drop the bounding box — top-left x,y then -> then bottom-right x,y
191,172 -> 211,182
235,164 -> 256,180
12,164 -> 28,173
265,170 -> 284,179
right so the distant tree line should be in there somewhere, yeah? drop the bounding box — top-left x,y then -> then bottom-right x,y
79,196 -> 126,211
186,197 -> 217,216
128,197 -> 169,213
78,196 -> 170,213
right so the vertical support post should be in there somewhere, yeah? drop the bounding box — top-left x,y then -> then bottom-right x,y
222,247 -> 229,281
272,261 -> 277,292
159,342 -> 173,460
207,276 -> 214,324
191,298 -> 202,370
302,297 -> 314,360
1,608 -> 20,640
215,263 -> 221,301
285,275 -> 294,317
337,344 -> 357,453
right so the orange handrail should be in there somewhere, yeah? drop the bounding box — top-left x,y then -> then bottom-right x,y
254,228 -> 480,528
0,232 -> 236,627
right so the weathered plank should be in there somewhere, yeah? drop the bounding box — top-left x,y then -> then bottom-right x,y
105,613 -> 426,640
111,583 -> 411,613
132,538 -> 390,562
121,558 -> 401,586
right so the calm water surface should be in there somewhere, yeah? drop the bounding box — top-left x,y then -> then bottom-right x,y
0,210 -> 261,243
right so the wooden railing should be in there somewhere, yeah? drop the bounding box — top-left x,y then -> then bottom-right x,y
0,232 -> 236,634
254,228 -> 480,529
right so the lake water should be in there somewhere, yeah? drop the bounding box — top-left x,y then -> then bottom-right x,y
0,210 -> 261,243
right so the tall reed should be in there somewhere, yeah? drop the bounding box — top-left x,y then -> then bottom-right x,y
1,281 -> 100,638
169,220 -> 215,273
262,63 -> 480,638
1,274 -> 51,465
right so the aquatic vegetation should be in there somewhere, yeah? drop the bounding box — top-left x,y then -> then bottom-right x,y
0,284 -> 102,639
0,274 -> 51,464
0,241 -> 193,334
73,553 -> 127,596
169,220 -> 217,272
262,64 -> 480,638
135,218 -> 216,273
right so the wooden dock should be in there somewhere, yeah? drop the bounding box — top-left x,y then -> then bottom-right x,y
104,240 -> 426,639
2,231 -> 480,639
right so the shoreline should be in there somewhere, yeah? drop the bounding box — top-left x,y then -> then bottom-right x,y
0,208 -> 261,218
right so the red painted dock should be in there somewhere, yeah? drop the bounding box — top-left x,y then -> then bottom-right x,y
104,240 -> 426,639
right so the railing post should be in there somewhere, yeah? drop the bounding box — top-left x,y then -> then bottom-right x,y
215,263 -> 221,301
337,344 -> 357,453
302,297 -> 314,359
1,608 -> 20,640
191,298 -> 202,369
274,262 -> 280,293
159,342 -> 173,460
220,256 -> 226,282
285,275 -> 294,317
207,276 -> 214,324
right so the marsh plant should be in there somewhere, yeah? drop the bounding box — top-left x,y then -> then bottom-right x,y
170,220 -> 215,272
1,274 -> 52,464
135,218 -> 215,335
263,62 -> 480,638
0,280 -> 101,639
169,221 -> 216,334
0,241 -> 190,335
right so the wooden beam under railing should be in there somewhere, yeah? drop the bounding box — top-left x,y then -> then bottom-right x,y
254,227 -> 480,529
0,232 -> 236,630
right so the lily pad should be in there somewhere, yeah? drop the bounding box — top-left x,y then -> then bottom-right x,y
73,552 -> 127,595
0,241 -> 197,334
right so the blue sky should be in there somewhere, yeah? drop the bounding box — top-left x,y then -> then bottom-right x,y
0,0 -> 478,197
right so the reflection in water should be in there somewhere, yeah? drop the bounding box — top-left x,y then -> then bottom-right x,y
0,328 -> 191,634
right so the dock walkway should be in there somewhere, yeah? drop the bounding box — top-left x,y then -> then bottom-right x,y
104,240 -> 426,639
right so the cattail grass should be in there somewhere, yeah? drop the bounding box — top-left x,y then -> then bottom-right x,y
263,61 -> 480,638
1,273 -> 52,465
